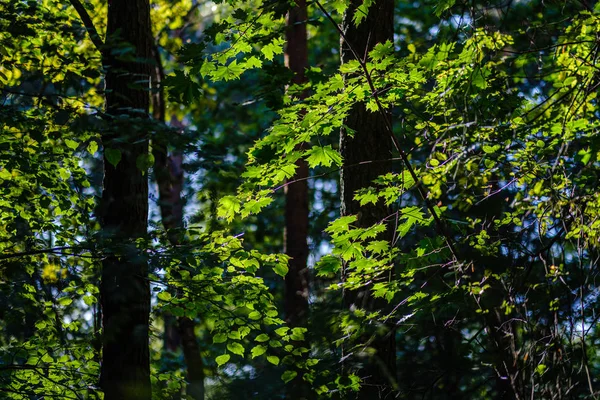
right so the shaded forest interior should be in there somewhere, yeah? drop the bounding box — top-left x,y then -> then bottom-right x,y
1,0 -> 600,399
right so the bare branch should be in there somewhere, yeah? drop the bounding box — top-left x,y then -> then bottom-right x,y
68,0 -> 104,54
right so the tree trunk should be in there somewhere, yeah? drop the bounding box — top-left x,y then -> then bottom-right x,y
284,0 -> 310,334
284,1 -> 311,398
178,317 -> 205,400
151,43 -> 205,400
339,0 -> 396,398
99,1 -> 152,399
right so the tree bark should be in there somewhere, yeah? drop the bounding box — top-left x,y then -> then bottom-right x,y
284,0 -> 310,334
150,43 -> 205,400
284,1 -> 311,398
339,0 -> 396,398
99,1 -> 152,399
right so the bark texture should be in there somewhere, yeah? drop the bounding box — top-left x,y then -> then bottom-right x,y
100,1 -> 152,399
340,0 -> 396,398
284,0 -> 310,332
283,1 -> 312,398
151,44 -> 205,400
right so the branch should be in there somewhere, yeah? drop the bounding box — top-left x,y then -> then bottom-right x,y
0,246 -> 93,260
68,0 -> 104,54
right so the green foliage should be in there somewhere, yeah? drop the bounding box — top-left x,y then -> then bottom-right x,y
3,0 -> 600,398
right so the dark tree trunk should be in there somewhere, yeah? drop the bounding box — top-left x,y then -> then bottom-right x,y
340,1 -> 396,398
99,1 -> 152,399
283,1 -> 311,398
150,43 -> 205,400
284,0 -> 310,333
178,317 -> 205,400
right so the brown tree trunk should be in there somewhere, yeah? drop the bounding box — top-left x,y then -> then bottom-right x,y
284,0 -> 310,333
339,0 -> 396,398
178,317 -> 205,400
284,1 -> 311,398
150,43 -> 205,400
99,1 -> 152,399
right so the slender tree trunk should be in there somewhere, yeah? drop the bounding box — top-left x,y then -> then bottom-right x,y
284,0 -> 310,334
283,1 -> 311,398
99,1 -> 152,399
178,317 -> 205,400
339,1 -> 396,398
151,44 -> 205,400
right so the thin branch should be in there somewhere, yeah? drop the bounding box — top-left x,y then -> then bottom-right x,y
0,246 -> 91,260
68,0 -> 104,55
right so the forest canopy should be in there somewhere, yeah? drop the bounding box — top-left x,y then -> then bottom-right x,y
1,0 -> 600,399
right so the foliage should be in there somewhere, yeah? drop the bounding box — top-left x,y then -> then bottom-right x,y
2,0 -> 600,398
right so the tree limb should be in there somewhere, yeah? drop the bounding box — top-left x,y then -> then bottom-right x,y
68,0 -> 105,54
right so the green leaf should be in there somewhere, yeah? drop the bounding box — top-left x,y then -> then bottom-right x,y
267,355 -> 280,365
275,327 -> 289,336
352,0 -> 373,26
482,145 -> 499,154
306,358 -> 319,367
157,291 -> 172,302
227,341 -> 245,356
65,139 -> 78,150
273,260 -> 288,277
340,60 -> 361,74
326,215 -> 358,235
248,311 -> 262,320
316,255 -> 342,276
218,195 -> 241,222
136,153 -> 154,172
434,0 -> 456,16
105,148 -> 122,167
163,70 -> 202,105
261,38 -> 285,61
0,169 -> 11,180
281,370 -> 298,383
367,240 -> 389,254
255,334 -> 269,342
58,168 -> 71,180
87,141 -> 98,155
290,327 -> 307,341
305,145 -> 343,168
216,354 -> 230,366
200,61 -> 216,77
397,206 -> 426,238
331,0 -> 348,14
83,295 -> 95,306
369,40 -> 394,61
213,333 -> 228,344
354,189 -> 379,206
245,56 -> 263,69
58,297 -> 73,306
579,148 -> 592,165
535,363 -> 547,376
251,345 -> 267,358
